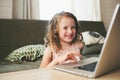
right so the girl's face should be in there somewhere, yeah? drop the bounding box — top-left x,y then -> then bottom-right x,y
58,17 -> 76,44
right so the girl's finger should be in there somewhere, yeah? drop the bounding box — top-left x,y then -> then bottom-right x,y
67,53 -> 77,62
67,51 -> 82,59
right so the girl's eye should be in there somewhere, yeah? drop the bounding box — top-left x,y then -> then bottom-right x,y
71,26 -> 76,29
63,27 -> 67,29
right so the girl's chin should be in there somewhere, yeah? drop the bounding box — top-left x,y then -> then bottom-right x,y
66,39 -> 74,42
61,38 -> 74,43
66,40 -> 72,43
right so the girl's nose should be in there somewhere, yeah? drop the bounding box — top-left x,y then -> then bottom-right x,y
68,28 -> 72,34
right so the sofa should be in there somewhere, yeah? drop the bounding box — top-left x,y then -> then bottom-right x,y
0,19 -> 106,73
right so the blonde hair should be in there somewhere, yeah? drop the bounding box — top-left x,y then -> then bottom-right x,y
44,11 -> 83,51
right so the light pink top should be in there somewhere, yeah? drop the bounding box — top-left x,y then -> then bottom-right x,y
51,43 -> 82,64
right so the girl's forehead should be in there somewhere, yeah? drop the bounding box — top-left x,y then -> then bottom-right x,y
58,17 -> 75,25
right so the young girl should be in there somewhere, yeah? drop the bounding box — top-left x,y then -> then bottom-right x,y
40,11 -> 84,68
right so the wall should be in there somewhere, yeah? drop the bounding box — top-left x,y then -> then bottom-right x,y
0,0 -> 12,19
0,0 -> 120,31
100,0 -> 120,31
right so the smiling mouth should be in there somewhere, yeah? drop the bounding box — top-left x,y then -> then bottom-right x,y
66,35 -> 74,39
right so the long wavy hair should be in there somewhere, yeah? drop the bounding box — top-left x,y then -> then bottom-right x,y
44,11 -> 83,51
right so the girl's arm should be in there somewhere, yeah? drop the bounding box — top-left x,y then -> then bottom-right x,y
79,41 -> 85,48
40,47 -> 53,68
40,47 -> 59,68
78,41 -> 85,59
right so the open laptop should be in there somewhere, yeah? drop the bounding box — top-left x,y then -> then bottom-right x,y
53,4 -> 120,78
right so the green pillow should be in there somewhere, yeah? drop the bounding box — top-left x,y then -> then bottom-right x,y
5,44 -> 45,62
82,44 -> 103,55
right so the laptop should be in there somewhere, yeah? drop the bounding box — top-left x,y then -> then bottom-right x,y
53,4 -> 120,78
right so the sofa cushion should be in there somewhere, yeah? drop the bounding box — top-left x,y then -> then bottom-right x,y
82,31 -> 105,45
82,44 -> 103,55
5,44 -> 45,62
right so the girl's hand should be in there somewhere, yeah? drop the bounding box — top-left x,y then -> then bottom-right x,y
55,51 -> 82,64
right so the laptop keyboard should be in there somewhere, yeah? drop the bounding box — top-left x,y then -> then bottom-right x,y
74,62 -> 97,72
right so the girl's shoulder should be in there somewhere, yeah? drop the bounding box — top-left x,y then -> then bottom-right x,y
44,46 -> 57,54
75,41 -> 85,49
44,46 -> 58,59
44,46 -> 54,56
44,46 -> 54,53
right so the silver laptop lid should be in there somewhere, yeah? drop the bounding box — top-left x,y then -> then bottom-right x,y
94,4 -> 120,77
